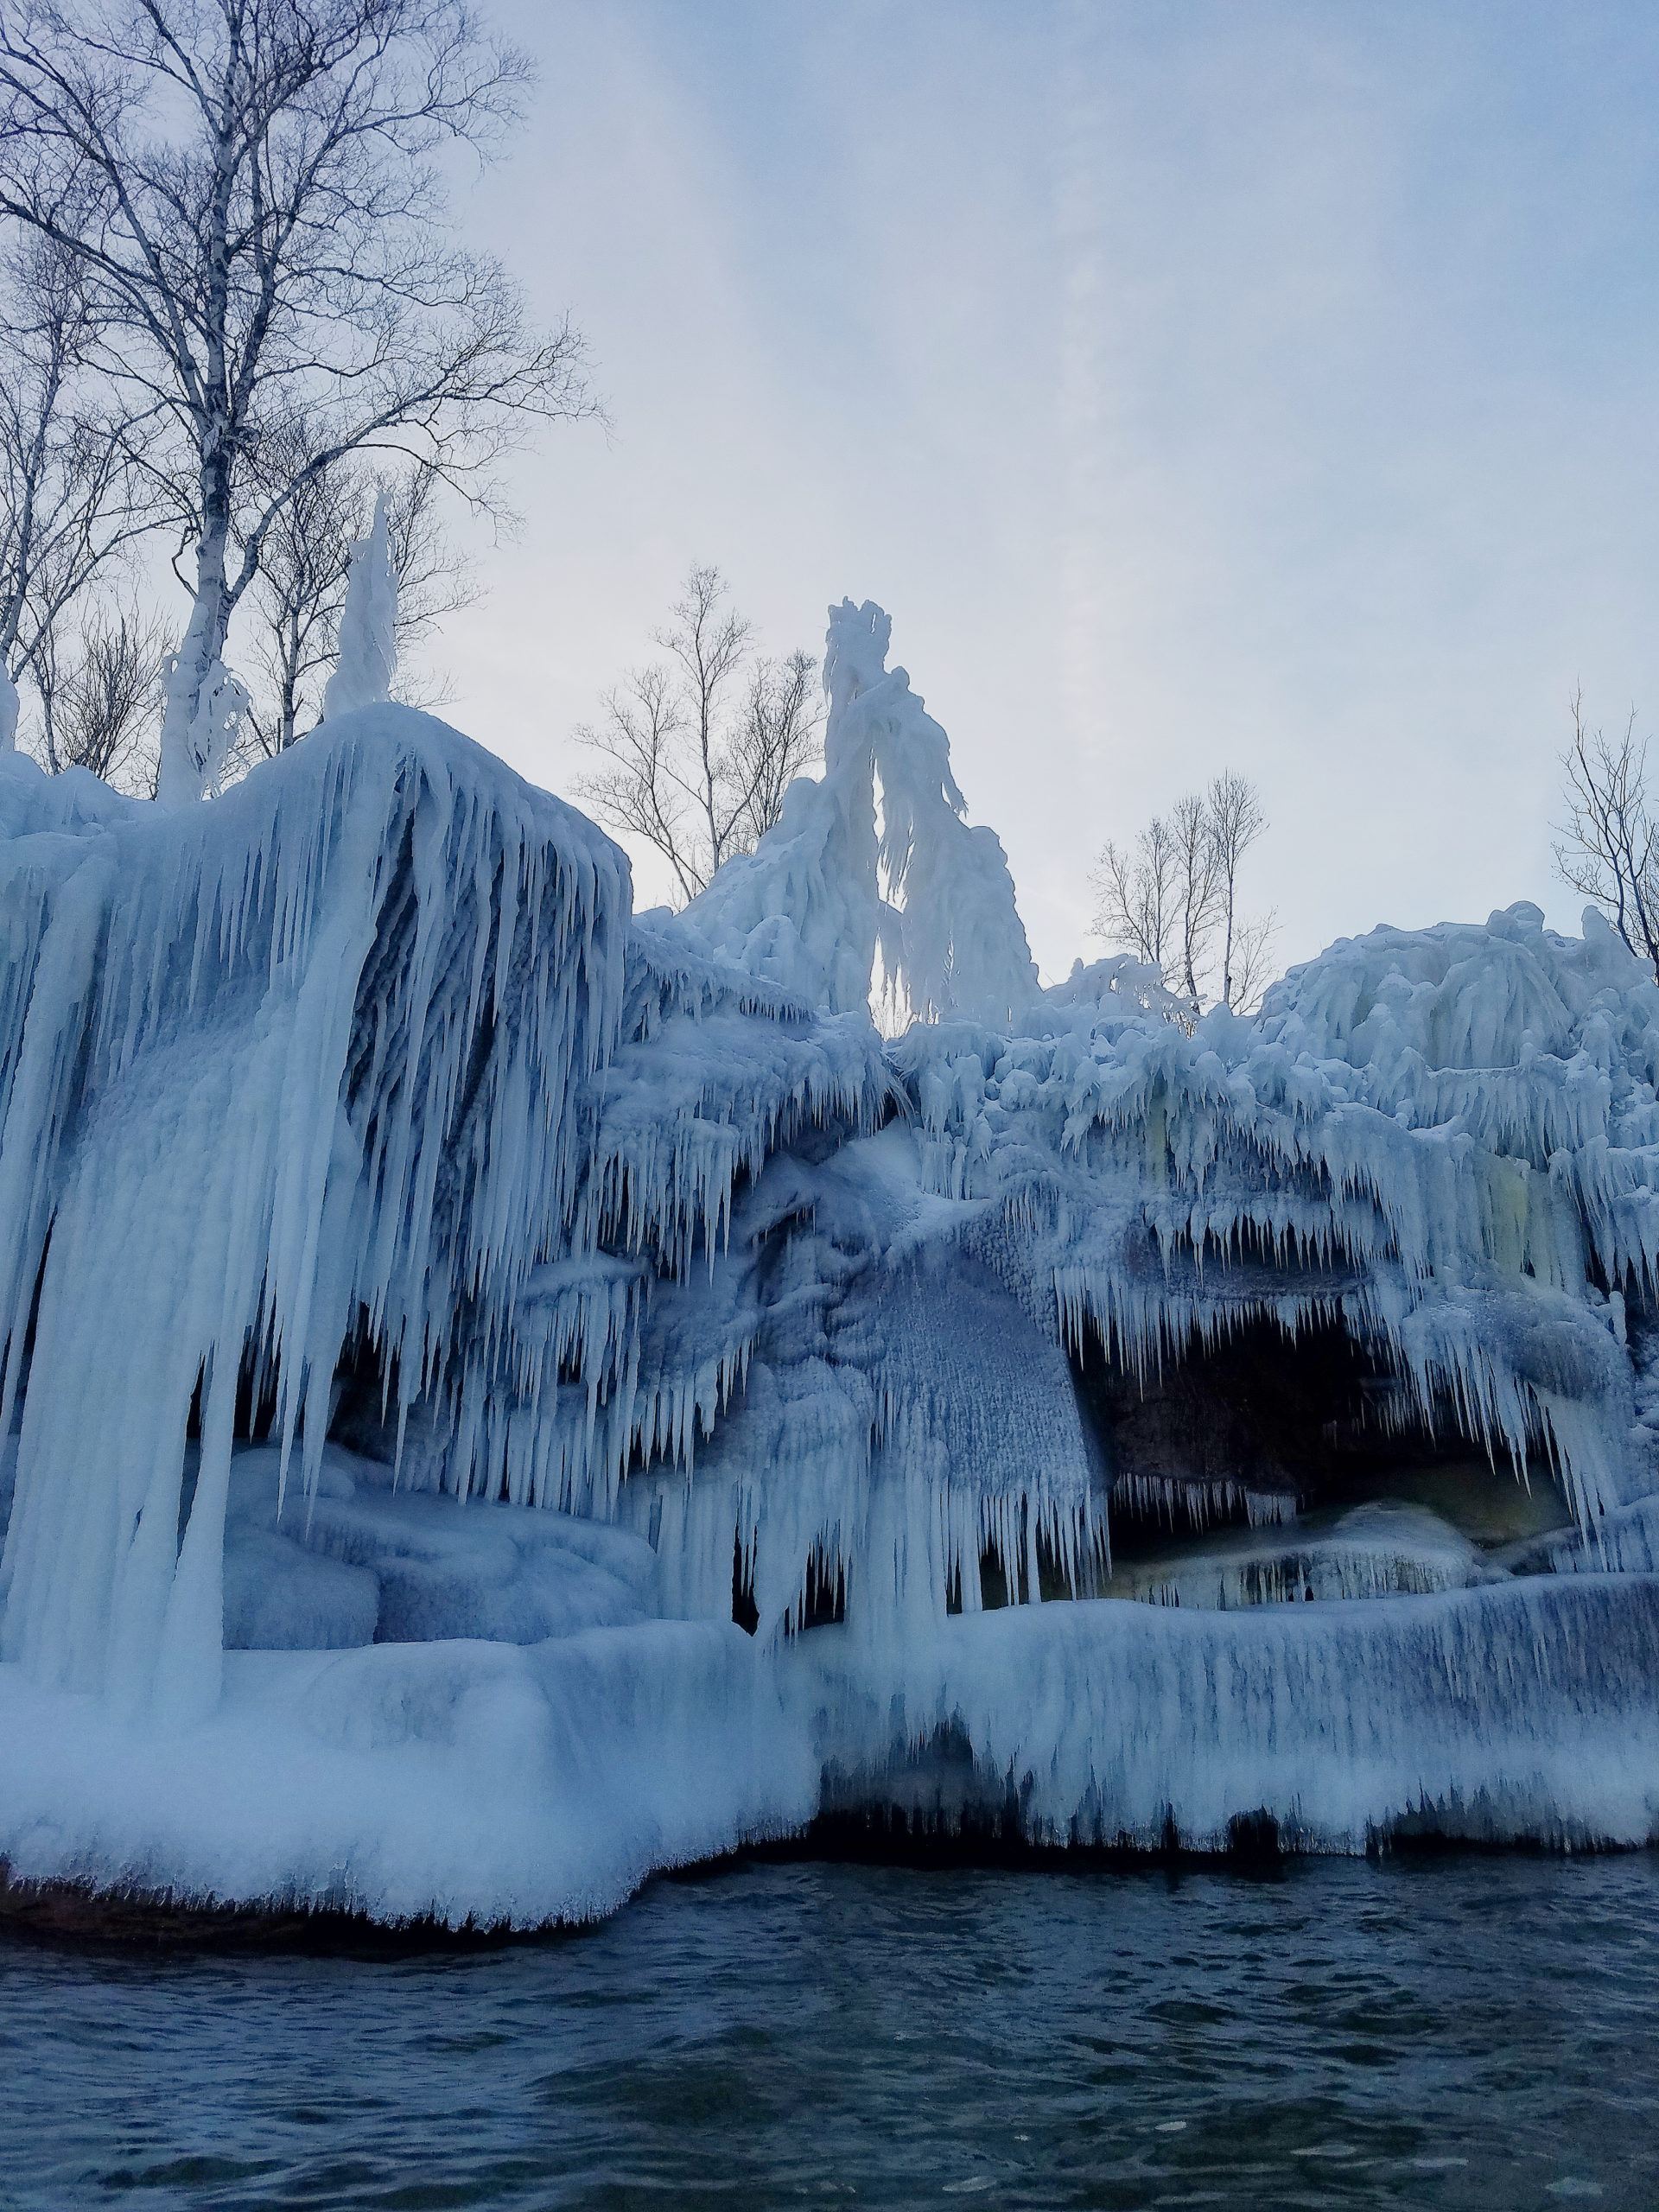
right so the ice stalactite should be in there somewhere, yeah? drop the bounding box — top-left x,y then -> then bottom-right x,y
617,1236 -> 1110,1649
1111,1472 -> 1300,1532
0,708 -> 627,1721
804,1573 -> 1659,1853
886,893 -> 1659,1535
538,613 -> 1659,1683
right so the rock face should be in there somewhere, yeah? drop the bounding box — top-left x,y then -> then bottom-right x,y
0,604 -> 1657,1930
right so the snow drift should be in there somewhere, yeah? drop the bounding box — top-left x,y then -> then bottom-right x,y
0,599 -> 1656,1929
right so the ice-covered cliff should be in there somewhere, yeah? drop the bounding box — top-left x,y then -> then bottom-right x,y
0,601 -> 1656,1929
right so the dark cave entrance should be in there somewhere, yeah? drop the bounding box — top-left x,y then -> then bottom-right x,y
1071,1310 -> 1568,1563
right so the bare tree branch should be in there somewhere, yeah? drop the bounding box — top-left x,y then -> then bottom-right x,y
1554,690 -> 1659,981
1207,767 -> 1268,1010
238,444 -> 474,756
575,565 -> 822,903
657,562 -> 752,877
32,594 -> 167,787
728,647 -> 820,855
1227,909 -> 1278,1015
0,226 -> 154,747
576,664 -> 699,905
0,0 -> 598,801
1090,771 -> 1271,1017
1091,816 -> 1178,972
1169,790 -> 1221,1014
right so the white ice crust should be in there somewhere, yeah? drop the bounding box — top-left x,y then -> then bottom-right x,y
321,492 -> 398,725
0,601 -> 1656,1927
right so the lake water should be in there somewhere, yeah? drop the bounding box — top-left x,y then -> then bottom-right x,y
3,1852 -> 1657,2209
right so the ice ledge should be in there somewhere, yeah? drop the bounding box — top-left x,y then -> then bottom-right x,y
0,1624 -> 814,1930
0,1575 -> 1654,1933
793,1574 -> 1659,1858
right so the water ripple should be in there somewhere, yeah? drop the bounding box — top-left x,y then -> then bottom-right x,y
3,1854 -> 1657,2209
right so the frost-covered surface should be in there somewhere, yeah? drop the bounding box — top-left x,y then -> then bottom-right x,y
802,1575 -> 1659,1852
0,602 -> 1656,1929
221,1442 -> 658,1649
0,1625 -> 811,1927
321,493 -> 397,724
156,652 -> 252,809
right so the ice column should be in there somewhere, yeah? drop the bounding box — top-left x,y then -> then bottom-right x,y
322,492 -> 399,721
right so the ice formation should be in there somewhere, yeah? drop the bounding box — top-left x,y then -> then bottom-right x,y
156,649 -> 252,809
0,596 -> 1656,1930
321,493 -> 398,725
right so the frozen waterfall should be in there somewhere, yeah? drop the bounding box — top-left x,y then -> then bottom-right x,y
0,600 -> 1655,1930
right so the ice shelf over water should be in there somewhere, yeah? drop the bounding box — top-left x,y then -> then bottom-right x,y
0,599 -> 1656,1927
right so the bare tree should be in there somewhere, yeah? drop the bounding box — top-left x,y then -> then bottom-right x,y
1091,770 -> 1274,1015
238,440 -> 357,759
656,563 -> 753,883
0,0 -> 596,804
1168,790 -> 1220,1012
1207,768 -> 1271,1010
575,566 -> 823,904
578,664 -> 697,901
0,231 -> 147,747
1554,690 -> 1659,981
241,452 -> 475,757
380,464 -> 477,711
35,598 -> 168,786
1225,912 -> 1277,1015
729,648 -> 820,855
1091,814 -> 1179,971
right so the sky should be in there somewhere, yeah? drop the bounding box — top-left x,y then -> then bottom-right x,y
423,0 -> 1659,987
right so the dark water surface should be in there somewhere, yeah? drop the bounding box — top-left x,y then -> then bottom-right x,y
3,1853 -> 1657,2210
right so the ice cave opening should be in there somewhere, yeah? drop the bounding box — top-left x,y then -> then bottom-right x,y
1072,1310 -> 1579,1613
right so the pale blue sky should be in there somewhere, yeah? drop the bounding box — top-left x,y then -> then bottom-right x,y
432,1 -> 1659,983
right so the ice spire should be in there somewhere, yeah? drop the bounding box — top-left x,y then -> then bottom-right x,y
321,490 -> 398,721
681,599 -> 1038,1027
0,662 -> 17,751
814,594 -> 1038,1028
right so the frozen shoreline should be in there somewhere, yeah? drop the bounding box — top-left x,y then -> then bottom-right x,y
1,1567 -> 1655,1936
